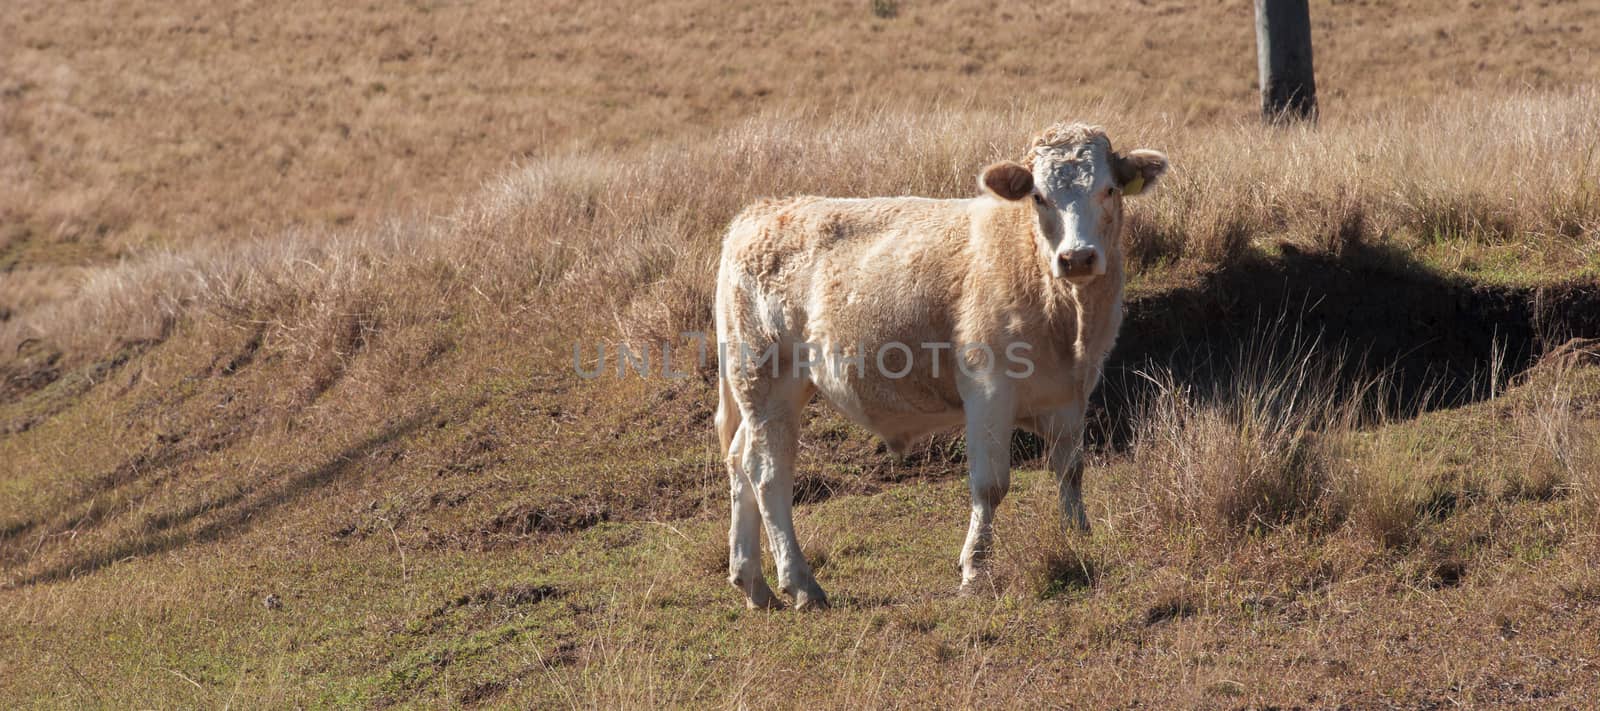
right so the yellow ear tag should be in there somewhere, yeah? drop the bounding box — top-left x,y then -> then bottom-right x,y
1123,175 -> 1145,197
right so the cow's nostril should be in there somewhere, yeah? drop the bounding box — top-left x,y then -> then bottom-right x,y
1058,251 -> 1095,267
1057,248 -> 1100,278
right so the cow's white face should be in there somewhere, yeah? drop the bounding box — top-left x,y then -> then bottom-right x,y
1029,137 -> 1120,283
980,124 -> 1169,285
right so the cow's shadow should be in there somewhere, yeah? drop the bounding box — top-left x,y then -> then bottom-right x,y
5,411 -> 432,588
1065,244 -> 1600,453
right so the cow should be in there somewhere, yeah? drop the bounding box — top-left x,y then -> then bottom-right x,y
713,123 -> 1168,609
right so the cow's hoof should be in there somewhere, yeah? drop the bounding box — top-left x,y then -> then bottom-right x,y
746,591 -> 785,610
792,584 -> 830,611
958,570 -> 996,598
1061,507 -> 1092,535
736,577 -> 784,610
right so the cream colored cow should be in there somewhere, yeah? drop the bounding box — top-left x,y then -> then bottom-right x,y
713,123 -> 1168,609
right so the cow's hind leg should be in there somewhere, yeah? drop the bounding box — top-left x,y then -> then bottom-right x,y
742,378 -> 827,610
719,378 -> 780,609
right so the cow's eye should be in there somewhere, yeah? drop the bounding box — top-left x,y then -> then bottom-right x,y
1032,194 -> 1045,206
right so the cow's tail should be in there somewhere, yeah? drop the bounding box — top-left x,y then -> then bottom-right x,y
716,374 -> 741,464
713,248 -> 744,466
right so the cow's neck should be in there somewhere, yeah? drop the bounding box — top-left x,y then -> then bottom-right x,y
1074,261 -> 1123,362
981,203 -> 1124,367
1048,258 -> 1123,365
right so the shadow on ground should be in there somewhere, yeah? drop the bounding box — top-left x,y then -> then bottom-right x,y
1085,244 -> 1600,449
5,411 -> 433,588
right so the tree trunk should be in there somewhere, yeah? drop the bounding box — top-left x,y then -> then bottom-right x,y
1255,0 -> 1318,123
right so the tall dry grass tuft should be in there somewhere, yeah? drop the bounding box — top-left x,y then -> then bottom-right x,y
1516,354 -> 1600,511
1132,355 -> 1347,538
1332,427 -> 1469,549
1128,297 -> 1394,537
1130,360 -> 1464,549
1127,313 -> 1516,550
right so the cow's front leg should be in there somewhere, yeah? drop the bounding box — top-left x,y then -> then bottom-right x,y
958,384 -> 1015,589
1025,403 -> 1091,533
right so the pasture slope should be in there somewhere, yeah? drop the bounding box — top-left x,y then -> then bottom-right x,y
3,0 -> 1600,707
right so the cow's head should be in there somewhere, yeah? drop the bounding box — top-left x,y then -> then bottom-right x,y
979,123 -> 1168,284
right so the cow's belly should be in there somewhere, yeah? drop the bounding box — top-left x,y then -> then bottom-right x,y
805,345 -> 968,448
1014,365 -> 1093,418
805,342 -> 1091,450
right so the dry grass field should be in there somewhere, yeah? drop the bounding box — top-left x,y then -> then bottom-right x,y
4,0 -> 1600,707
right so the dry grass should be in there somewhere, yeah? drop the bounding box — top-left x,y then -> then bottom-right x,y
1126,327 -> 1600,552
5,0 -> 1600,707
1127,331 -> 1459,550
5,88 -> 1598,389
1334,426 -> 1461,549
5,0 -> 1595,268
5,0 -> 1600,354
1518,352 -> 1600,511
1130,335 -> 1349,538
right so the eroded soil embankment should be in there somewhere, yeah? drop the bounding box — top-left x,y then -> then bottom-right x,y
1096,249 -> 1600,443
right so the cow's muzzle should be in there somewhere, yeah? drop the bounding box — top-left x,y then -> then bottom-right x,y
1056,247 -> 1102,280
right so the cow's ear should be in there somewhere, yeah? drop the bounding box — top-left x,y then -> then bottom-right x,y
979,161 -> 1034,201
1112,150 -> 1169,197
